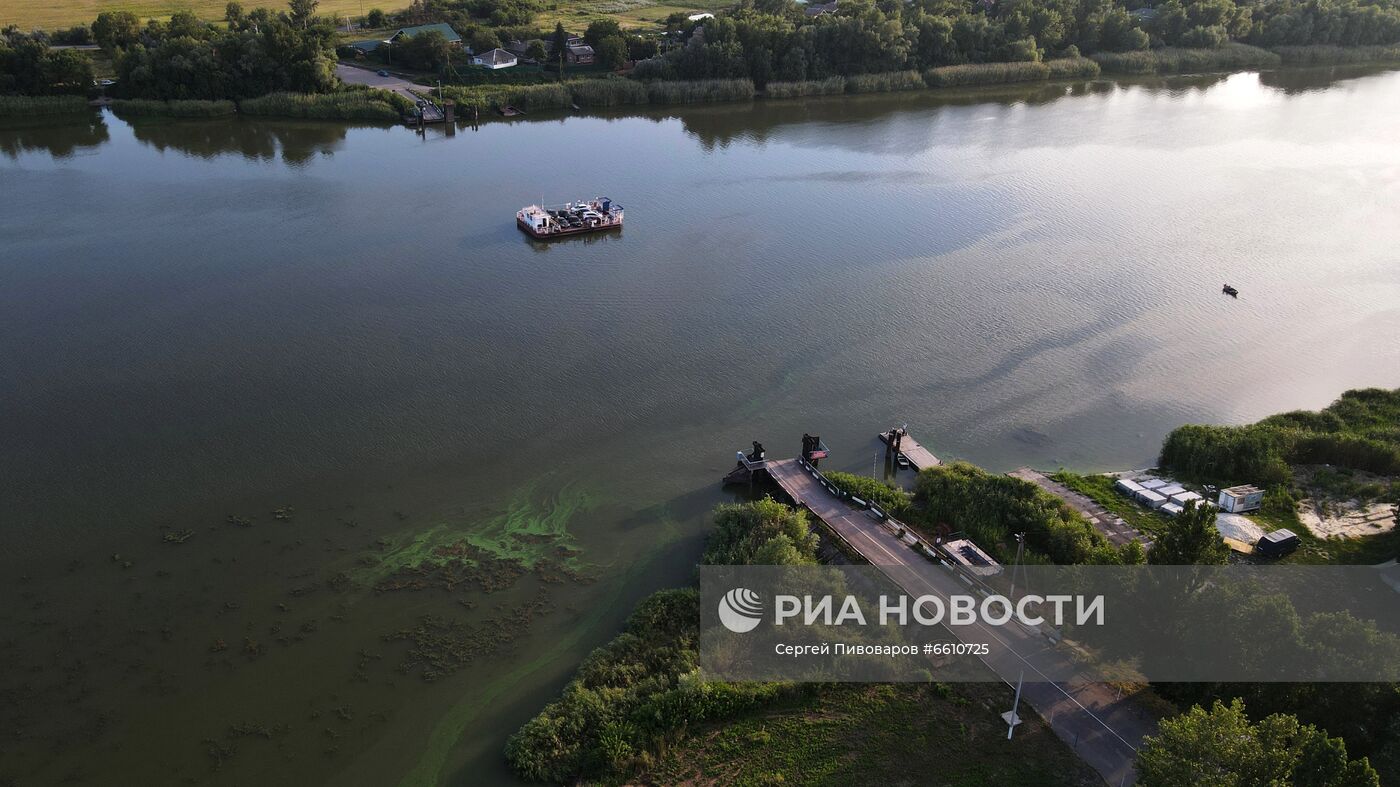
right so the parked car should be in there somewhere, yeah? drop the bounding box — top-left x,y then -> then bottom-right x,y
377,70 -> 390,77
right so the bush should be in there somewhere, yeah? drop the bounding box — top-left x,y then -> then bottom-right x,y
110,99 -> 237,117
844,70 -> 924,93
824,471 -> 912,515
1091,43 -> 1280,75
0,95 -> 90,117
645,78 -> 754,104
912,462 -> 1118,565
238,90 -> 408,121
764,77 -> 846,98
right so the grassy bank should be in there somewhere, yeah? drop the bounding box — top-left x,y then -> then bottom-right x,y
1091,43 -> 1280,74
238,89 -> 410,121
110,99 -> 237,118
442,78 -> 754,113
1051,471 -> 1170,537
0,95 -> 90,117
923,57 -> 1101,87
645,683 -> 1101,786
1271,44 -> 1400,66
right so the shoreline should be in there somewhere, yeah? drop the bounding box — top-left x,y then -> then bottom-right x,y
7,53 -> 1398,126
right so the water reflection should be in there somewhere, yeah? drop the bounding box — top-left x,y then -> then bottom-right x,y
126,115 -> 351,165
0,114 -> 108,159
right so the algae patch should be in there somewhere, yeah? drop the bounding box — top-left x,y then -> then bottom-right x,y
355,482 -> 598,591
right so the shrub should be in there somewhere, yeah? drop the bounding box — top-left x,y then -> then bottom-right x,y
824,471 -> 912,515
110,99 -> 237,117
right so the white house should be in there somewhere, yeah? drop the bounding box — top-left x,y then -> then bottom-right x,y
472,48 -> 518,69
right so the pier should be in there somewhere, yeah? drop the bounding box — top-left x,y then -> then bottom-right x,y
878,427 -> 941,471
726,434 -> 1152,786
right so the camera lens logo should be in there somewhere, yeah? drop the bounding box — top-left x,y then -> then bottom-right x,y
718,588 -> 764,634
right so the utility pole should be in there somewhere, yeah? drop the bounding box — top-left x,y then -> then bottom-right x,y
1004,670 -> 1024,740
1008,532 -> 1026,599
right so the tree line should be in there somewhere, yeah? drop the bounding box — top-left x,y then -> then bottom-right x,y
630,0 -> 1400,84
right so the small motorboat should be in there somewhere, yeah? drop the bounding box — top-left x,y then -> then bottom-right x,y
1222,284 -> 1239,298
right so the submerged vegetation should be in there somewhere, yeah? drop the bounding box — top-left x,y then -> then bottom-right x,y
505,498 -> 811,783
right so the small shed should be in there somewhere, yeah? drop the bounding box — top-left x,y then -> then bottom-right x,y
1136,489 -> 1168,509
942,538 -> 1002,577
1218,485 -> 1264,513
1161,502 -> 1184,517
1170,491 -> 1203,507
1255,528 -> 1301,558
1115,478 -> 1145,496
1157,484 -> 1187,498
1139,478 -> 1169,491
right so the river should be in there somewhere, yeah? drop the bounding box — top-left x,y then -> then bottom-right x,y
2,66 -> 1399,786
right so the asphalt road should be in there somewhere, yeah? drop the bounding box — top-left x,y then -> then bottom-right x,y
768,458 -> 1159,786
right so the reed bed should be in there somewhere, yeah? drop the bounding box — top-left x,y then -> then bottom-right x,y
0,94 -> 90,117
110,99 -> 237,118
1046,57 -> 1102,79
568,78 -> 649,107
645,78 -> 754,104
1091,43 -> 1280,75
1271,44 -> 1400,66
238,90 -> 408,121
845,70 -> 925,93
923,61 -> 1051,87
764,77 -> 847,98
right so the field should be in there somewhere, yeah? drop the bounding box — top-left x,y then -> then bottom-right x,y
3,0 -> 730,33
645,683 -> 1102,786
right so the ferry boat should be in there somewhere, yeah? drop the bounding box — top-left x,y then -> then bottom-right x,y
516,198 -> 623,240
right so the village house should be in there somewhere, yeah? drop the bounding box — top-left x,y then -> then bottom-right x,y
349,23 -> 463,55
472,48 -> 518,69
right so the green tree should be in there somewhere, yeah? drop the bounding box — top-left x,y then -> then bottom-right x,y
525,38 -> 547,61
583,18 -> 623,47
92,10 -> 142,52
394,29 -> 452,71
595,34 -> 628,69
366,8 -> 387,28
550,22 -> 569,71
289,0 -> 319,28
225,1 -> 245,28
1137,699 -> 1379,787
1148,501 -> 1228,565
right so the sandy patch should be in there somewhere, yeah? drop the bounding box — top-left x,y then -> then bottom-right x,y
1297,499 -> 1397,539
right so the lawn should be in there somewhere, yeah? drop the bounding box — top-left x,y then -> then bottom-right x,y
645,683 -> 1103,786
7,0 -> 733,34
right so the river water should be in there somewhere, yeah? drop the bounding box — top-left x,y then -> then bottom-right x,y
2,66 -> 1399,785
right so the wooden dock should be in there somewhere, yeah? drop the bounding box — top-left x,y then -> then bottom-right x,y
878,428 -> 941,471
